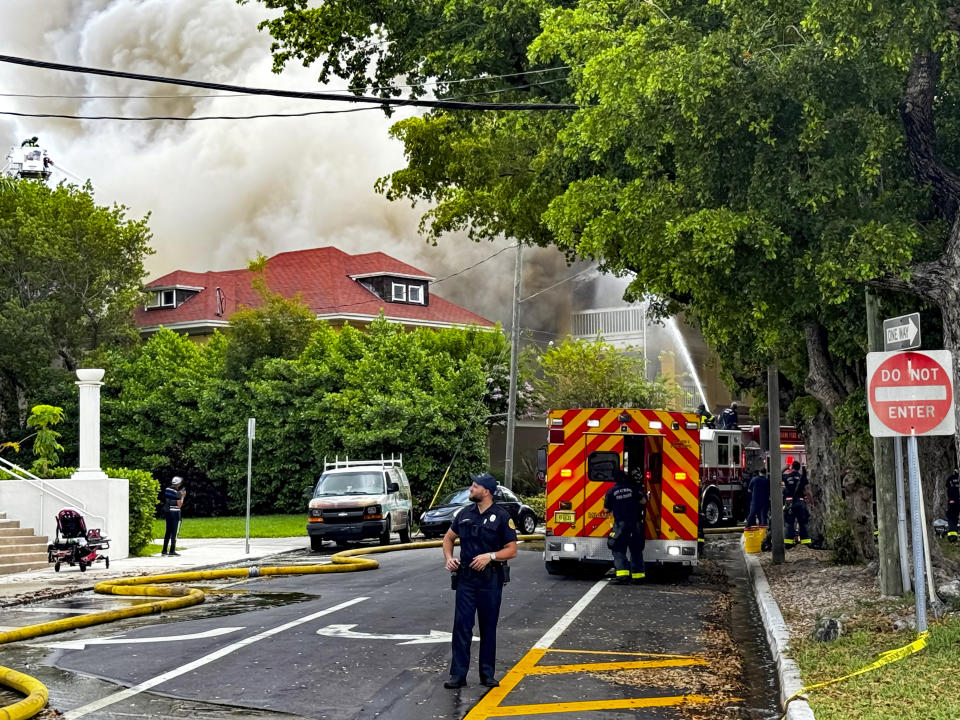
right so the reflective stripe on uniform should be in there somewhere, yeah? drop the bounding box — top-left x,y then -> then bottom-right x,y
616,569 -> 629,577
800,538 -> 812,545
631,572 -> 645,579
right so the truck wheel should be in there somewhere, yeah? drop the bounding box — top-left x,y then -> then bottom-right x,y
310,536 -> 324,552
379,520 -> 391,546
701,495 -> 723,528
398,522 -> 411,544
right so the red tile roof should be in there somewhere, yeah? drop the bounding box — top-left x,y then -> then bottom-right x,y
134,246 -> 494,332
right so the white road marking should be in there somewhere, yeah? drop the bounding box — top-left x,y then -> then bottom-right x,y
36,626 -> 245,650
62,596 -> 369,719
533,579 -> 607,650
317,623 -> 477,645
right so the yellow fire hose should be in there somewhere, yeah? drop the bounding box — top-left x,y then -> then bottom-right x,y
0,535 -> 542,720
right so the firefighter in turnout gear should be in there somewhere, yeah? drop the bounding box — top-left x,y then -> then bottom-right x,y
604,468 -> 646,584
946,469 -> 960,542
782,461 -> 810,546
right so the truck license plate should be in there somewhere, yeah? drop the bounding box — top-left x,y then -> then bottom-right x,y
554,511 -> 575,524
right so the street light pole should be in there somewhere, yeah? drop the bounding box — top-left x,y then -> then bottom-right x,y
504,243 -> 523,490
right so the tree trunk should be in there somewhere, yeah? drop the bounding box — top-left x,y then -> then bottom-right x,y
800,321 -> 877,559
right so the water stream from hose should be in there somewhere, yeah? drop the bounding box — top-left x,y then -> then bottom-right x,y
666,316 -> 709,409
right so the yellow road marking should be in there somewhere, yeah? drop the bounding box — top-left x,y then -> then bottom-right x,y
544,648 -> 696,658
481,694 -> 716,717
528,657 -> 707,674
465,644 -> 717,719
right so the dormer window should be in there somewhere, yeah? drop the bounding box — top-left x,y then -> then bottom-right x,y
144,285 -> 201,311
351,272 -> 431,306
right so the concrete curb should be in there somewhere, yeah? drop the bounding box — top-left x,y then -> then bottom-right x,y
741,538 -> 816,720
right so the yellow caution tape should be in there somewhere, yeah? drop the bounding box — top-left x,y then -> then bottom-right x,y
0,534 -> 542,719
781,631 -> 929,718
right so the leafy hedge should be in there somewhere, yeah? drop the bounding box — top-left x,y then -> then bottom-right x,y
39,466 -> 159,555
520,493 -> 546,522
91,318 -> 508,518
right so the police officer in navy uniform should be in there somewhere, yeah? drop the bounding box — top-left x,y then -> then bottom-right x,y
604,468 -> 646,584
442,473 -> 518,689
946,468 -> 960,542
782,461 -> 810,547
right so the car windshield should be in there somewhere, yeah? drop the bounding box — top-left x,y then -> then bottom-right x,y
314,471 -> 385,497
440,487 -> 472,505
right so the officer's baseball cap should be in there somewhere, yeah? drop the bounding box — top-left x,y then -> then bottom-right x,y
469,473 -> 497,494
171,476 -> 183,486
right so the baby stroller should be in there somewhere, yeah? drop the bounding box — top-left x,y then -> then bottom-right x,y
47,508 -> 110,572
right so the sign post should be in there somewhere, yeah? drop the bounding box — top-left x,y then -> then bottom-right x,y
866,350 -> 955,632
246,418 -> 256,555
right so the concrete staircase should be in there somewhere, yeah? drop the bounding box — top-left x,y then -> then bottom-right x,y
0,512 -> 49,575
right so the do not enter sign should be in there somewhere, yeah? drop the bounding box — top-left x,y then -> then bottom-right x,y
866,350 -> 955,437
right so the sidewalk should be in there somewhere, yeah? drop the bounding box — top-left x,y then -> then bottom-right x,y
0,536 -> 307,604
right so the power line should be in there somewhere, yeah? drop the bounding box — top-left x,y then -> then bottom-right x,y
520,266 -> 596,302
0,54 -> 579,112
432,244 -> 519,284
0,64 -> 576,101
0,106 -> 377,122
0,78 -> 570,122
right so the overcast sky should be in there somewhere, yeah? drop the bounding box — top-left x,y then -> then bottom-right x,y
0,0 -> 603,333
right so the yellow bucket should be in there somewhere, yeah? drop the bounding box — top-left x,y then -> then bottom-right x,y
743,526 -> 766,553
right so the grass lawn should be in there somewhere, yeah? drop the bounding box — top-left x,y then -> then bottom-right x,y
151,514 -> 305,539
792,545 -> 960,720
793,617 -> 960,720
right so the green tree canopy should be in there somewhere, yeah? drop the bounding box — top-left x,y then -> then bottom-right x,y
224,255 -> 321,379
526,336 -> 681,411
0,179 -> 152,435
249,0 -> 960,558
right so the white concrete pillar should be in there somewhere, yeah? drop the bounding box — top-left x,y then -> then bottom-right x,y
71,368 -> 108,481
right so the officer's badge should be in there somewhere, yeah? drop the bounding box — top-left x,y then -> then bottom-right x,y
508,518 -> 516,530
487,514 -> 496,524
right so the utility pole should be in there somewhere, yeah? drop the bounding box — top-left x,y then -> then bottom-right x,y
504,243 -> 523,490
865,289 -> 903,595
768,365 -> 784,565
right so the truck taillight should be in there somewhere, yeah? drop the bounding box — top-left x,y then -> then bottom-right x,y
549,429 -> 564,444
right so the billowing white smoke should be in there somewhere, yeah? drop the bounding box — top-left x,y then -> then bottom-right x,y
0,0 -> 579,328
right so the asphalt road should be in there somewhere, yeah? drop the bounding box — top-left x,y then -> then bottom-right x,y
2,540 -> 778,719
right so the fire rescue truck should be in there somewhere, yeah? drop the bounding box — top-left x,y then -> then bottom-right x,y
539,408 -> 701,575
698,424 -> 807,528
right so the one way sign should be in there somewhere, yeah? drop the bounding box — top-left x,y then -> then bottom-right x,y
883,312 -> 921,352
